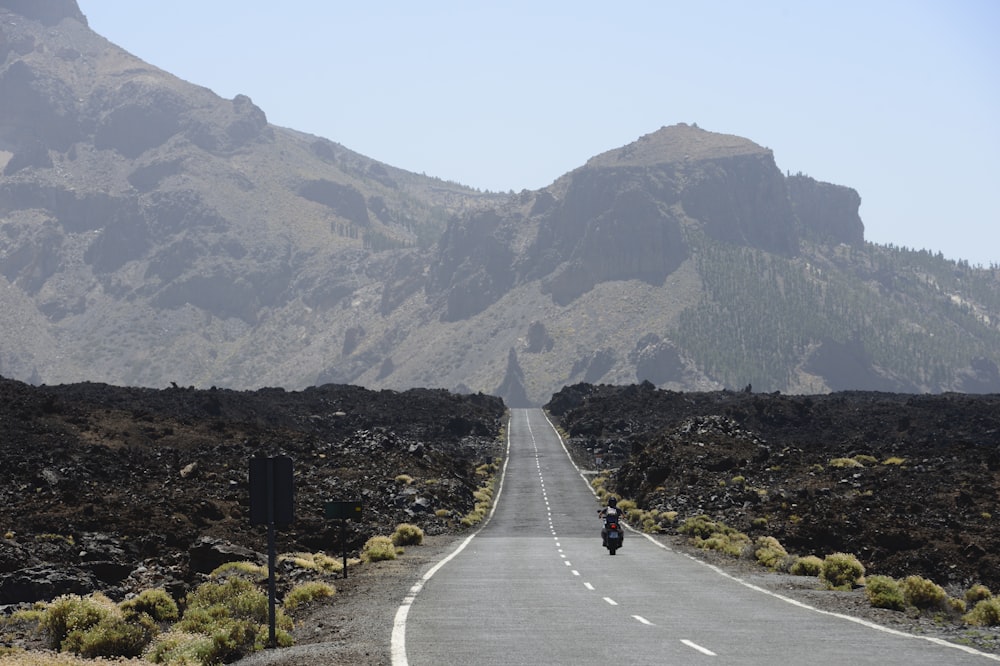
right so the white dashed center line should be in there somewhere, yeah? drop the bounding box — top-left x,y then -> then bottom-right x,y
681,639 -> 717,656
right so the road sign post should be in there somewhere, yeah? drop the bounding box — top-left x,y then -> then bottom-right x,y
325,501 -> 362,579
249,456 -> 294,648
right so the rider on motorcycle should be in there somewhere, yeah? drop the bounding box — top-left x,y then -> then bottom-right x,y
599,497 -> 623,546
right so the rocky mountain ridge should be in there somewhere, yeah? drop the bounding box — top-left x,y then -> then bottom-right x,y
1,0 -> 998,404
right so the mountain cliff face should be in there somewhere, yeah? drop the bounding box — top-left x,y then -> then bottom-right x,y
1,3 -> 998,404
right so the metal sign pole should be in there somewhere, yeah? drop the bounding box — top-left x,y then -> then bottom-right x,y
266,459 -> 277,649
250,456 -> 293,650
341,518 -> 348,579
324,500 -> 362,580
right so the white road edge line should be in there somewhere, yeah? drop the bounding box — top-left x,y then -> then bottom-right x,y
681,639 -> 716,656
539,410 -> 1000,663
390,411 -> 516,666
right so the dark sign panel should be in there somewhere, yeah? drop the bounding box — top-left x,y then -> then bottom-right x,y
249,456 -> 294,526
325,500 -> 363,520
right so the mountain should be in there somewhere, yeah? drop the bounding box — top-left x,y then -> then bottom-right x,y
2,1 -> 999,404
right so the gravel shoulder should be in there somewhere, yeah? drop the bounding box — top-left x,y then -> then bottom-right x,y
234,531 -> 1000,666
232,534 -> 465,666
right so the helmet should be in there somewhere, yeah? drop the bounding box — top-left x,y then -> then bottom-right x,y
608,497 -> 618,507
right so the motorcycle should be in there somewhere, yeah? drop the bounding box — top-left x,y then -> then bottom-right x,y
600,511 -> 624,555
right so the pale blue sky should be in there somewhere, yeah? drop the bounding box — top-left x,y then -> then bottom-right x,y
80,1 -> 998,266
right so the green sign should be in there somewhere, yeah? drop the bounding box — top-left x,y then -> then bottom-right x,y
325,500 -> 362,520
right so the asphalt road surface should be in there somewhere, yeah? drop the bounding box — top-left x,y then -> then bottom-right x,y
393,408 -> 998,665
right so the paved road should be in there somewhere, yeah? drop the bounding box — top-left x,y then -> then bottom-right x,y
394,408 -> 998,665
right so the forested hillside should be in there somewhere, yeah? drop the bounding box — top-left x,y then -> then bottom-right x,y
673,237 -> 1000,392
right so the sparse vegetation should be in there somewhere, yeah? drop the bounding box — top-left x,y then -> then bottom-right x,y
392,523 -> 425,546
279,551 -> 347,574
966,584 -> 993,605
789,555 -> 823,577
819,553 -> 865,590
461,458 -> 500,527
753,536 -> 788,569
964,598 -> 1000,627
679,516 -> 751,557
167,576 -> 293,663
900,575 -> 949,611
283,582 -> 336,611
120,589 -> 179,624
361,536 -> 400,563
209,561 -> 268,580
865,575 -> 905,610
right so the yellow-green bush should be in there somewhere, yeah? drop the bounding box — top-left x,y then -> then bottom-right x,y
753,536 -> 788,569
361,535 -> 399,562
819,552 -> 865,590
865,575 -> 905,610
394,474 -> 414,485
283,581 -> 336,611
965,584 -> 992,605
964,598 -> 1000,627
828,457 -> 863,469
176,576 -> 292,663
679,515 -> 727,540
392,523 -> 424,546
279,551 -> 344,574
461,461 -> 499,527
789,555 -> 823,577
146,630 -> 216,665
616,499 -> 637,513
35,591 -> 159,659
209,561 -> 267,580
63,614 -> 154,659
120,589 -> 179,623
696,530 -> 750,557
900,575 -> 948,610
38,593 -> 117,650
679,515 -> 750,557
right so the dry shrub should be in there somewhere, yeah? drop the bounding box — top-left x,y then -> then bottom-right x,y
120,589 -> 179,623
964,598 -> 1000,627
900,575 -> 948,610
679,515 -> 725,540
283,582 -> 336,611
392,523 -> 425,546
819,552 -> 865,590
790,555 -> 823,577
361,535 -> 399,562
753,536 -> 788,569
38,593 -> 117,650
965,584 -> 992,605
865,575 -> 905,611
